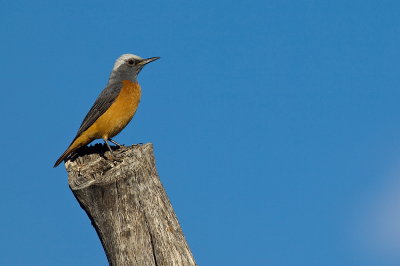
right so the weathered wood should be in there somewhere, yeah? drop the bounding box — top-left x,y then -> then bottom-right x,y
65,143 -> 196,266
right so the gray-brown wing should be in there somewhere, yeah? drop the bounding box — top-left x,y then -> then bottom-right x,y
74,82 -> 123,139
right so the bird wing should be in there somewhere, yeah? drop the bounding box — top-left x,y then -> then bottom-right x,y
73,82 -> 123,139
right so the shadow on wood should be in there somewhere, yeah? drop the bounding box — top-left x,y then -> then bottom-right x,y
65,143 -> 196,266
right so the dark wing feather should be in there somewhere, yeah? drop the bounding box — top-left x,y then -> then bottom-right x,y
74,82 -> 123,139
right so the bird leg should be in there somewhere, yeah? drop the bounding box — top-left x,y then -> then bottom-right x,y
108,138 -> 123,147
103,139 -> 123,163
103,139 -> 115,158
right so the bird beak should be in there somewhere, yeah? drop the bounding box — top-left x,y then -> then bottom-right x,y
139,57 -> 160,65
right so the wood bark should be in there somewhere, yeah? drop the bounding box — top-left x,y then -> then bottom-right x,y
65,143 -> 196,266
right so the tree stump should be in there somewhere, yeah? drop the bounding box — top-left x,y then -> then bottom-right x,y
65,143 -> 196,266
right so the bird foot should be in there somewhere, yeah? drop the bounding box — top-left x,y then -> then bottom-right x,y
104,153 -> 122,163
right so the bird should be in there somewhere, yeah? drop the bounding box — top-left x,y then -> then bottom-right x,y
53,54 -> 159,167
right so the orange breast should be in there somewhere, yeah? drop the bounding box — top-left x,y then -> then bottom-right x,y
79,80 -> 141,141
94,80 -> 141,139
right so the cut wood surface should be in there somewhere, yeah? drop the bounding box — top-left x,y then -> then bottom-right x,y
65,143 -> 196,266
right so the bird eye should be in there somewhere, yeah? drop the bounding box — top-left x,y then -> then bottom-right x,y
128,59 -> 135,65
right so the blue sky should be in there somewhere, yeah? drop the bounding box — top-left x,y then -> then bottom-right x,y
2,0 -> 400,265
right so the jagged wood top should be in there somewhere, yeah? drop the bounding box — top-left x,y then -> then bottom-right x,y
64,143 -> 197,266
66,143 -> 153,190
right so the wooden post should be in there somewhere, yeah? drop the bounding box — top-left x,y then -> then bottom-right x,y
65,143 -> 196,266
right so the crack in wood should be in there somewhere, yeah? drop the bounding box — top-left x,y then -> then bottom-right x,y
65,143 -> 196,266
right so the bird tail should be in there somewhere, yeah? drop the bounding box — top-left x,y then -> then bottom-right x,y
53,135 -> 84,167
53,145 -> 74,168
54,132 -> 93,167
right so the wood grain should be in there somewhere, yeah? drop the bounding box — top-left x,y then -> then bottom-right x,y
65,143 -> 196,266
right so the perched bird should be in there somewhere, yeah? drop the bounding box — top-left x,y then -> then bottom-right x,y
54,54 -> 159,167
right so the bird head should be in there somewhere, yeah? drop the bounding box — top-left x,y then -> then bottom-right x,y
108,54 -> 160,84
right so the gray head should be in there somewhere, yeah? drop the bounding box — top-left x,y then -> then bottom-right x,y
108,54 -> 160,84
